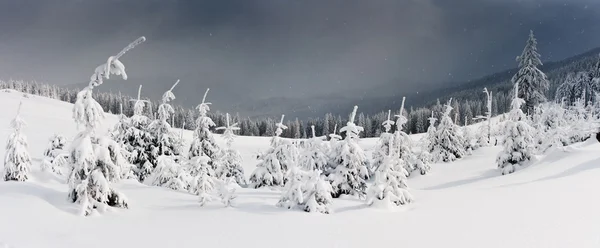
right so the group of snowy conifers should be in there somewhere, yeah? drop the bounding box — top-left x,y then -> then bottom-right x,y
3,31 -> 600,216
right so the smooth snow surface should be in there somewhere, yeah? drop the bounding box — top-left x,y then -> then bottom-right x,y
0,90 -> 599,248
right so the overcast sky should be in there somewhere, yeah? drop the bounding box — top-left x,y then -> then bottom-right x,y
0,0 -> 599,108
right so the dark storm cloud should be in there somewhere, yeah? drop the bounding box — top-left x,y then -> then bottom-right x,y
0,0 -> 598,111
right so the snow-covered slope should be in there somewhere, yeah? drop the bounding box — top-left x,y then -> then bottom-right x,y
0,90 -> 599,248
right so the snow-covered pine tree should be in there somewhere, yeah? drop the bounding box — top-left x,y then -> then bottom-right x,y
424,111 -> 437,154
3,102 -> 31,182
534,102 -> 569,153
94,137 -> 135,182
474,88 -> 493,146
144,81 -> 189,189
512,30 -> 549,114
298,125 -> 328,172
217,177 -> 237,207
277,167 -> 333,214
249,115 -> 288,188
68,36 -> 146,216
328,106 -> 369,198
371,110 -> 395,174
302,170 -> 333,213
496,83 -> 535,175
430,99 -> 466,163
189,88 -> 222,174
148,80 -> 183,158
193,159 -> 216,206
146,155 -> 189,191
366,136 -> 412,208
276,166 -> 306,210
565,92 -> 597,144
215,113 -> 246,186
462,116 -> 477,154
41,134 -> 68,176
117,85 -> 156,182
393,97 -> 418,174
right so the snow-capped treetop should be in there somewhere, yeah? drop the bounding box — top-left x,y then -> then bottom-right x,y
517,30 -> 542,68
340,106 -> 363,140
156,80 -> 179,121
427,111 -> 437,127
311,125 -> 316,138
382,110 -> 394,133
275,115 -> 287,137
216,113 -> 240,147
198,88 -> 212,117
130,85 -> 150,117
162,79 -> 180,104
395,97 -> 408,131
329,124 -> 342,141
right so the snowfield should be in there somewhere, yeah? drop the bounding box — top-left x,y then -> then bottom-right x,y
0,90 -> 599,248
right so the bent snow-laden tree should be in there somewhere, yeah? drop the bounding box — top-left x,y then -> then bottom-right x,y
512,30 -> 549,115
3,102 -> 31,182
215,113 -> 246,186
496,83 -> 535,175
68,36 -> 146,216
328,106 -> 369,198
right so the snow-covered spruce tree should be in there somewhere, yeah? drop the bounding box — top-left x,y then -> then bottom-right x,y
533,102 -> 569,153
393,97 -> 418,174
512,30 -> 549,115
302,170 -> 333,213
94,137 -> 135,182
277,167 -> 333,214
327,106 -> 369,198
248,115 -> 288,188
496,83 -> 535,175
68,36 -> 146,216
424,111 -> 437,154
217,177 -> 237,207
565,93 -> 597,144
144,80 -> 189,189
371,110 -> 395,174
276,166 -> 306,210
366,136 -> 412,208
3,102 -> 31,182
215,113 -> 246,186
474,88 -> 493,146
148,80 -> 183,157
430,99 -> 466,163
462,116 -> 478,154
145,155 -> 190,191
189,88 -> 222,174
41,134 -> 68,176
299,125 -> 328,172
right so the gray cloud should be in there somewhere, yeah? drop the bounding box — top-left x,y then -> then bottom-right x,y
0,0 -> 598,114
